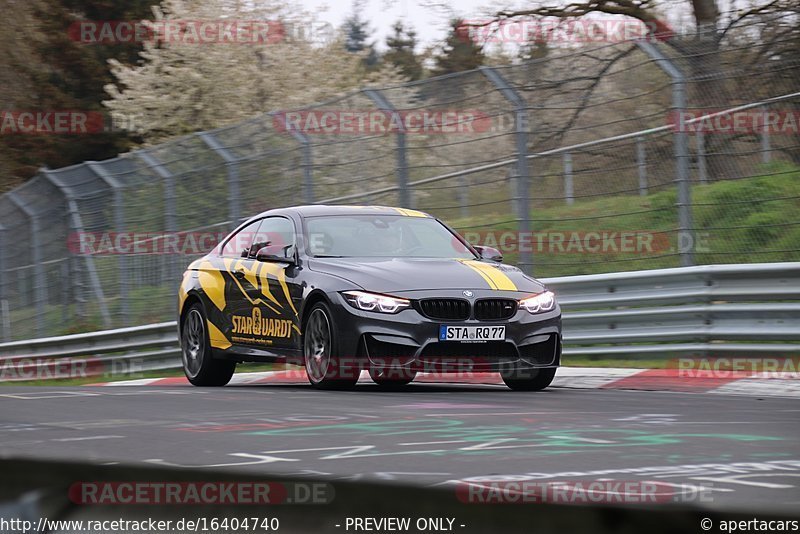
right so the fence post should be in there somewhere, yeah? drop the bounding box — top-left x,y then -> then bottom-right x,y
363,89 -> 412,209
458,176 -> 470,219
480,66 -> 533,274
696,130 -> 707,184
636,41 -> 694,267
87,162 -> 129,327
42,169 -> 112,329
7,191 -> 46,337
637,136 -> 648,196
198,132 -> 242,229
0,224 -> 8,342
272,112 -> 315,204
563,152 -> 574,205
138,151 -> 178,305
760,105 -> 771,164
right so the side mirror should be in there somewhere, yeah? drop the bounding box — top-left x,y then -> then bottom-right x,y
256,244 -> 294,264
474,245 -> 503,262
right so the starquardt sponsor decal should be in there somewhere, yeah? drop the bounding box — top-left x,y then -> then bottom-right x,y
232,308 -> 293,338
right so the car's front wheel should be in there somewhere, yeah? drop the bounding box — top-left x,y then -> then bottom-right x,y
181,303 -> 236,386
501,366 -> 556,391
303,302 -> 359,389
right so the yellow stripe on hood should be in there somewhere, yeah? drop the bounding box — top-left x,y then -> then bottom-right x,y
458,260 -> 517,291
393,207 -> 428,217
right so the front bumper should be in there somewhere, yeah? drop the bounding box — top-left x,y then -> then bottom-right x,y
330,289 -> 562,372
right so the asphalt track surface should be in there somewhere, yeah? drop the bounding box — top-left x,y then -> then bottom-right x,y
1,381 -> 799,513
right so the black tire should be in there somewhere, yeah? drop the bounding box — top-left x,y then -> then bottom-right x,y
369,367 -> 416,387
501,366 -> 557,391
181,303 -> 236,386
303,301 -> 359,389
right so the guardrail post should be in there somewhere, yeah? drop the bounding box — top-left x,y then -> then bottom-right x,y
0,224 -> 8,342
271,112 -> 315,204
458,177 -> 470,219
198,132 -> 242,229
760,105 -> 771,164
637,136 -> 648,196
563,152 -> 574,206
87,163 -> 129,327
7,191 -> 46,337
42,169 -> 112,329
363,89 -> 413,209
696,131 -> 707,184
635,41 -> 694,267
480,66 -> 533,274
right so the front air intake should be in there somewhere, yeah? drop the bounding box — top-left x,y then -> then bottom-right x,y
416,299 -> 471,321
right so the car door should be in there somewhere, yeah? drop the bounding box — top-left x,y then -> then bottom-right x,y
203,218 -> 263,349
233,216 -> 302,351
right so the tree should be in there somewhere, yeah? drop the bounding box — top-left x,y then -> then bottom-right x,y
482,0 -> 799,179
0,0 -> 154,191
432,19 -> 486,76
384,21 -> 424,81
342,0 -> 379,69
104,0 -> 408,143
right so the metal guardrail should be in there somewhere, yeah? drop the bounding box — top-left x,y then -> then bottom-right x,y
0,263 -> 798,381
546,262 -> 800,357
0,322 -> 180,381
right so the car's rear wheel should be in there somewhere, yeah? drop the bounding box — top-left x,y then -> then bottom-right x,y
304,302 -> 359,389
501,366 -> 556,391
181,303 -> 236,386
369,367 -> 416,387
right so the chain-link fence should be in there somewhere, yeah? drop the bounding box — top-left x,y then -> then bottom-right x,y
1,21 -> 799,340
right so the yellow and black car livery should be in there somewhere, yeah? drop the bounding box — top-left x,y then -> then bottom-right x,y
178,205 -> 562,390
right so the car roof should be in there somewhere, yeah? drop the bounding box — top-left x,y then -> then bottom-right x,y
252,205 -> 433,219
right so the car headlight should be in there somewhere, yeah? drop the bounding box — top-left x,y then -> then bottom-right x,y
519,291 -> 556,314
342,291 -> 411,314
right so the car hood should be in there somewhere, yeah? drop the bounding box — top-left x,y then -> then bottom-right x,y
307,257 -> 545,295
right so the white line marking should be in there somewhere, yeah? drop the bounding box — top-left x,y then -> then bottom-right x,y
52,435 -> 125,442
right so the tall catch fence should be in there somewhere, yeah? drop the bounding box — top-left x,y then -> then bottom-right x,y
1,19 -> 798,340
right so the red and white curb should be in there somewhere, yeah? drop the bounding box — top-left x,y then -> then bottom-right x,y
90,367 -> 800,398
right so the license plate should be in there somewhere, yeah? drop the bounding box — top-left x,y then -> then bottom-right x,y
439,325 -> 506,342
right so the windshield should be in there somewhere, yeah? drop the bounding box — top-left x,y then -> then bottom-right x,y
304,215 -> 476,259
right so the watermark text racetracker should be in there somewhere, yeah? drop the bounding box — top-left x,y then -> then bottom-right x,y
1,110 -> 141,135
272,110 -> 496,135
672,357 -> 800,378
70,19 -> 335,45
456,480 -> 714,505
459,17 -> 674,44
667,109 -> 800,135
0,357 -> 144,382
68,230 -> 710,256
456,230 -> 710,255
69,481 -> 332,505
0,517 -> 281,534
